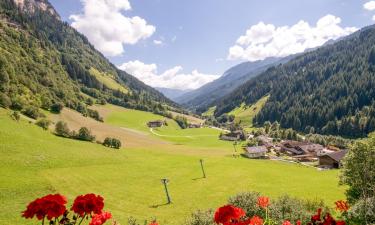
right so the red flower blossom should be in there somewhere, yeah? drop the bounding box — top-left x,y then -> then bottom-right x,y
311,208 -> 322,222
22,194 -> 67,220
296,220 -> 301,225
336,221 -> 346,225
257,196 -> 269,209
89,211 -> 112,225
149,221 -> 159,225
248,216 -> 263,225
282,221 -> 292,225
71,193 -> 104,216
335,200 -> 350,213
214,205 -> 246,224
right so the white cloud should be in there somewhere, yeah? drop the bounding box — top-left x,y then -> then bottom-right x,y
364,1 -> 375,11
153,39 -> 163,45
373,15 -> 375,21
118,60 -> 219,90
70,0 -> 155,56
228,15 -> 357,61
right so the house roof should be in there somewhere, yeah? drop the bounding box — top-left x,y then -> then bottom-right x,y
321,150 -> 348,162
246,146 -> 268,154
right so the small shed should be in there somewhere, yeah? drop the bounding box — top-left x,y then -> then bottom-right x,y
245,146 -> 268,158
318,150 -> 348,168
147,120 -> 164,128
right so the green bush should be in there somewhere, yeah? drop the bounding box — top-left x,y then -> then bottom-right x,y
22,106 -> 41,119
175,116 -> 188,129
36,118 -> 51,130
0,93 -> 11,108
55,121 -> 71,137
10,111 -> 20,121
50,103 -> 64,113
75,127 -> 95,142
103,137 -> 122,149
184,209 -> 215,225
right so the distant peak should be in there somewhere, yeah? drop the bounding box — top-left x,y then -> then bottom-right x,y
13,0 -> 60,19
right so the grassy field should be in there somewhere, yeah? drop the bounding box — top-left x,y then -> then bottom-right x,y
202,106 -> 216,117
229,95 -> 269,128
0,106 -> 346,225
90,68 -> 129,94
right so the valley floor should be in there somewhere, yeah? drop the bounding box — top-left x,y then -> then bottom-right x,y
0,106 -> 345,225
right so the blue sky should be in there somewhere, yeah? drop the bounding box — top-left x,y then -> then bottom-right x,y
49,0 -> 375,90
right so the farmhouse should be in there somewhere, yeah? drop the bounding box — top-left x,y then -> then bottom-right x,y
188,123 -> 202,128
256,135 -> 274,148
220,130 -> 245,141
245,146 -> 268,158
279,141 -> 324,156
318,150 -> 348,169
147,120 -> 165,128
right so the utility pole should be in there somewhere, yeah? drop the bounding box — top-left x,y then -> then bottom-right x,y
161,178 -> 171,204
200,159 -> 206,178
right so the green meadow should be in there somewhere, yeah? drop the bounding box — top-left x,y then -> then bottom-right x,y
0,107 -> 346,225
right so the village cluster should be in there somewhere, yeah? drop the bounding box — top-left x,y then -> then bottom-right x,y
147,119 -> 347,170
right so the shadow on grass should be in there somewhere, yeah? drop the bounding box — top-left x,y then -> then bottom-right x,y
149,202 -> 170,208
192,177 -> 205,181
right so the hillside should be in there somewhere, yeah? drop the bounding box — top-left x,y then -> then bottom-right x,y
0,106 -> 345,225
214,25 -> 375,138
175,57 -> 290,111
0,0 -> 174,117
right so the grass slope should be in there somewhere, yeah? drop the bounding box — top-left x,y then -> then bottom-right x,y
202,106 -> 216,117
229,95 -> 269,128
90,68 -> 129,94
0,107 -> 345,225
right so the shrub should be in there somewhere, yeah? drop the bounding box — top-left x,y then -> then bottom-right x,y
87,109 -> 103,122
11,111 -> 20,121
0,93 -> 11,108
76,127 -> 95,142
97,98 -> 107,105
175,116 -> 188,129
103,137 -> 122,149
55,121 -> 71,137
36,119 -> 51,130
185,209 -> 215,225
50,103 -> 64,113
23,106 -> 41,119
86,98 -> 94,106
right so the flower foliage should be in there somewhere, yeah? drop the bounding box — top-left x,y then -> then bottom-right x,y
213,197 -> 349,225
22,193 -> 111,225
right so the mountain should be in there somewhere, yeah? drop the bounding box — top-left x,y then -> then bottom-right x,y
175,57 -> 290,111
155,87 -> 192,102
214,25 -> 375,138
0,0 -> 174,117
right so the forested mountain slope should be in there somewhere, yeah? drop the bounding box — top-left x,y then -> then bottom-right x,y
0,0 -> 174,116
214,25 -> 375,138
176,57 -> 287,111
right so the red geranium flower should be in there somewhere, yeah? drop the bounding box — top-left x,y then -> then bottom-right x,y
248,216 -> 263,225
71,193 -> 104,216
296,220 -> 301,225
149,221 -> 159,225
89,211 -> 112,225
282,221 -> 292,225
335,200 -> 350,213
311,208 -> 322,222
336,221 -> 346,225
214,205 -> 246,224
257,196 -> 269,209
22,194 -> 67,220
